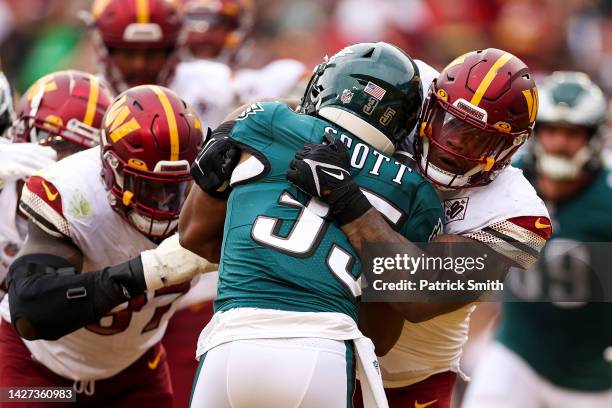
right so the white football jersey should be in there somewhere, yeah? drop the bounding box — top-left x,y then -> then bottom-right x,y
170,60 -> 235,130
380,165 -> 550,387
0,147 -> 192,381
377,59 -> 551,387
0,181 -> 27,297
233,59 -> 306,105
0,142 -> 56,297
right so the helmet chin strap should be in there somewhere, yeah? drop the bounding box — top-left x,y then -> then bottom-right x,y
128,211 -> 177,238
535,144 -> 591,181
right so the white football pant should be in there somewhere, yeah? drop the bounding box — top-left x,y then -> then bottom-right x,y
462,342 -> 612,408
190,337 -> 355,408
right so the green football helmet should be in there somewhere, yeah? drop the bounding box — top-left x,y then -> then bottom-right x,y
299,42 -> 422,154
533,71 -> 608,180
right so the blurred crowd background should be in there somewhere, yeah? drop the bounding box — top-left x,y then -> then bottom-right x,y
1,0 -> 611,93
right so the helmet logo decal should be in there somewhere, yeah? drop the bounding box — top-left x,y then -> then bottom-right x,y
522,87 -> 538,124
364,81 -> 386,101
340,89 -> 354,104
470,52 -> 513,106
105,95 -> 142,143
379,107 -> 396,126
363,97 -> 378,115
83,76 -> 100,126
150,85 -> 180,161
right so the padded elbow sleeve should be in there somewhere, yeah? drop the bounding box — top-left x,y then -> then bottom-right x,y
6,254 -> 145,341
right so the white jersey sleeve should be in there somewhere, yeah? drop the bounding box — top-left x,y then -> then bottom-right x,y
439,166 -> 551,268
381,166 -> 551,388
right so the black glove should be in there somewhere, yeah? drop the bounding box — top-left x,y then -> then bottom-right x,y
190,122 -> 240,199
287,133 -> 372,225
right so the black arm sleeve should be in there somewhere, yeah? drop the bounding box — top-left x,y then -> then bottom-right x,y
6,253 -> 147,341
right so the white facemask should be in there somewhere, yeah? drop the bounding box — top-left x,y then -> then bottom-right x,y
535,144 -> 591,181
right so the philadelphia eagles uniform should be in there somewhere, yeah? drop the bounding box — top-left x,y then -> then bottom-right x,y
213,101 -> 442,321
463,165 -> 612,407
498,168 -> 612,391
191,101 -> 443,408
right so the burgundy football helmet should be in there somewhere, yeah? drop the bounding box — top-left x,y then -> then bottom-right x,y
415,48 -> 538,189
89,0 -> 182,92
100,85 -> 203,239
177,0 -> 254,62
9,70 -> 113,158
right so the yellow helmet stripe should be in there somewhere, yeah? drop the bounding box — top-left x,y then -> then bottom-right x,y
470,52 -> 514,107
136,0 -> 150,24
83,76 -> 100,126
150,86 -> 179,161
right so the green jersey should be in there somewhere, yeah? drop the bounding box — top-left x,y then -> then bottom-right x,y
498,165 -> 612,391
214,102 -> 443,321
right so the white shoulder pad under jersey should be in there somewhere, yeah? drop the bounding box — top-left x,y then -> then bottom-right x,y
171,60 -> 235,130
19,146 -> 155,271
233,59 -> 307,105
438,166 -> 551,268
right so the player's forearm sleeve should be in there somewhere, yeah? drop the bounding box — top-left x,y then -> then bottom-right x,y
6,253 -> 147,341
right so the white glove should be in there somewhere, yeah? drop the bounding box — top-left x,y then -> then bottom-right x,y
140,233 -> 217,291
0,143 -> 57,188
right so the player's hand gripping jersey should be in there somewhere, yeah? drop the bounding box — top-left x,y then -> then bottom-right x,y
210,101 -> 443,321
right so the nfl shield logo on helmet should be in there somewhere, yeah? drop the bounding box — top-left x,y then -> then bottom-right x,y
340,89 -> 354,104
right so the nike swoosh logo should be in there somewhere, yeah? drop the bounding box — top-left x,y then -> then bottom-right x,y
148,349 -> 164,370
535,217 -> 551,229
320,168 -> 346,180
415,399 -> 437,408
41,180 -> 59,202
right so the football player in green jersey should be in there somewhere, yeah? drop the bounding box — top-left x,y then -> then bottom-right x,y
463,72 -> 612,407
285,49 -> 551,408
179,42 -> 443,408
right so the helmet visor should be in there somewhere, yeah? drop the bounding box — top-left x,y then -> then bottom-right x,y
125,173 -> 192,215
426,102 -> 512,175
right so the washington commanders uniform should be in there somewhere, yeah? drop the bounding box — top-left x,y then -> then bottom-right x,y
356,60 -> 552,408
0,147 -> 192,403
